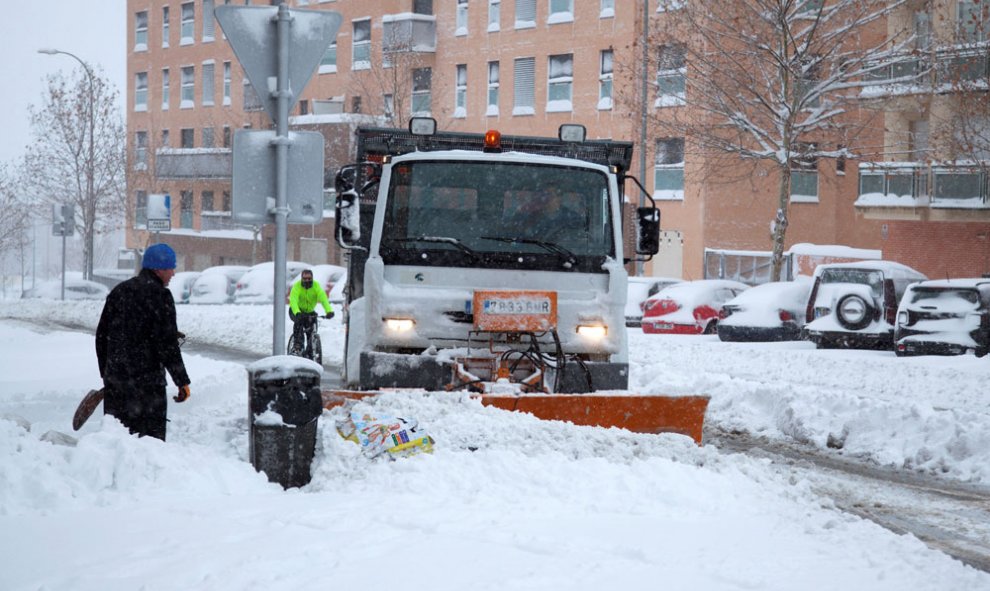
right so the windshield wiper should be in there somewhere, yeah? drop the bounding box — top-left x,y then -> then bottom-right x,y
479,236 -> 577,267
387,236 -> 481,261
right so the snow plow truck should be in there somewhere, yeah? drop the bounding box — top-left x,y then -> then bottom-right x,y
330,118 -> 708,443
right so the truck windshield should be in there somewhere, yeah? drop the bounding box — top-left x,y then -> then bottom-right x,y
380,160 -> 614,272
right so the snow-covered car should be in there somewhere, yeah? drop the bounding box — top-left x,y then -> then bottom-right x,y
894,278 -> 990,357
310,264 -> 347,298
166,271 -> 201,304
188,265 -> 249,305
803,261 -> 927,349
327,270 -> 347,305
625,276 -> 683,327
641,279 -> 749,335
233,261 -> 309,304
717,279 -> 812,342
21,277 -> 109,301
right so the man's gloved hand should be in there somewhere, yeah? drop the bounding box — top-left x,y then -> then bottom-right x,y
173,384 -> 191,403
325,311 -> 335,320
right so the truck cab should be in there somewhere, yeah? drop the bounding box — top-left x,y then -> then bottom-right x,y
335,119 -> 659,393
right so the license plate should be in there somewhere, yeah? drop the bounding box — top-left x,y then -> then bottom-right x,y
654,322 -> 673,330
483,297 -> 552,315
473,290 -> 557,332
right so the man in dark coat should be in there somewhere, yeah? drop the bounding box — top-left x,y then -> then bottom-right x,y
96,243 -> 191,440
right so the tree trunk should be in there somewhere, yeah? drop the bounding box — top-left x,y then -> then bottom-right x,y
770,166 -> 791,282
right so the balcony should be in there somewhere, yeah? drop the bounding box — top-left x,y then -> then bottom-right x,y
860,43 -> 989,98
155,148 -> 232,180
382,13 -> 436,54
856,162 -> 990,211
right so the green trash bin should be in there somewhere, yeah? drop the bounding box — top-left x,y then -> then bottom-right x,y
247,356 -> 324,489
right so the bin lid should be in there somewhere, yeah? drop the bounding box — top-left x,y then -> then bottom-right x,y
247,355 -> 323,381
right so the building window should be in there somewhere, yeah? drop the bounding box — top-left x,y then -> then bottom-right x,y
487,61 -> 500,115
299,99 -> 309,115
180,2 -> 195,45
411,67 -> 432,115
223,62 -> 231,105
600,0 -> 614,18
181,66 -> 195,107
515,0 -> 536,29
859,167 -> 926,202
135,131 -> 148,170
135,11 -> 148,50
798,58 -> 821,109
654,138 -> 685,200
790,144 -> 819,203
222,126 -> 231,148
222,190 -> 231,211
914,9 -> 932,50
181,128 -> 194,149
599,49 -> 613,110
352,95 -> 362,113
319,39 -> 337,73
455,64 -> 467,117
547,54 -> 573,112
202,127 -> 215,148
135,72 -> 148,111
513,56 -> 535,115
549,0 -> 574,24
203,0 -> 215,41
162,68 -> 170,110
202,61 -> 215,106
135,190 -> 148,228
180,190 -> 194,229
413,0 -> 433,15
202,190 -> 215,213
488,0 -> 500,32
353,19 -> 371,70
161,129 -> 170,148
656,44 -> 687,107
456,0 -> 469,35
162,6 -> 170,47
383,93 -> 394,123
958,0 -> 989,43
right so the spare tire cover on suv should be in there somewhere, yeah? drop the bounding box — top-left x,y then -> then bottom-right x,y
835,293 -> 874,331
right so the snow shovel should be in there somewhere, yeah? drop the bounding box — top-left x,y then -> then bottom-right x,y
72,388 -> 105,431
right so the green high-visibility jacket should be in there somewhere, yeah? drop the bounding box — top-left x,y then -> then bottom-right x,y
289,280 -> 333,315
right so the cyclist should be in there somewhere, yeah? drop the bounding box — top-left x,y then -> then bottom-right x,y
288,269 -> 334,355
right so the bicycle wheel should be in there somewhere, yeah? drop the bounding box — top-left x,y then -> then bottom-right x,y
288,333 -> 301,356
313,334 -> 322,365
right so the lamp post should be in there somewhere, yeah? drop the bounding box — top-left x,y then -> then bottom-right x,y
38,48 -> 96,281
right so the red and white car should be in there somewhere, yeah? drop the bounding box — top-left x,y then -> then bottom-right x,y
641,279 -> 749,334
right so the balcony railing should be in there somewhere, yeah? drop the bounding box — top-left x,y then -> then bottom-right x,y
861,43 -> 989,96
382,13 -> 436,53
856,162 -> 989,209
155,148 -> 232,180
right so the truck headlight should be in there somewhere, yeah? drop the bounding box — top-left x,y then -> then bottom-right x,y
384,318 -> 415,332
576,324 -> 608,339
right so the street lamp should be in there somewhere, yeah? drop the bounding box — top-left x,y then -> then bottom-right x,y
38,48 -> 97,281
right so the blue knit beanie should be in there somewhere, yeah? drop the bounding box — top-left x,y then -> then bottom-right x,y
142,244 -> 177,270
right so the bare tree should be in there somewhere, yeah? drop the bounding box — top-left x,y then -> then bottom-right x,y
347,30 -> 436,129
19,68 -> 126,279
0,164 -> 30,262
647,0 -> 914,280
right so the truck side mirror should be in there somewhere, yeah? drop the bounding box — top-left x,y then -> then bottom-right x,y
636,207 -> 661,255
334,163 -> 379,250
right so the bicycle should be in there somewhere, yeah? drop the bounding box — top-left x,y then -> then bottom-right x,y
288,312 -> 323,364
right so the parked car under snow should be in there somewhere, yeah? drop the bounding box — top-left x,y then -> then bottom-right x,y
625,276 -> 683,327
803,261 -> 927,349
641,279 -> 749,335
189,265 -> 249,305
894,278 -> 990,357
717,279 -> 812,342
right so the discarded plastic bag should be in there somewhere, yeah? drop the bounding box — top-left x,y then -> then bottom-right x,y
336,412 -> 435,459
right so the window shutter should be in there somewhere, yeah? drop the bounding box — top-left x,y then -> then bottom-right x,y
514,57 -> 535,108
202,62 -> 215,105
515,0 -> 536,23
203,0 -> 215,39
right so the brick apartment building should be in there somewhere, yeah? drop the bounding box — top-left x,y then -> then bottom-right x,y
126,0 -> 989,279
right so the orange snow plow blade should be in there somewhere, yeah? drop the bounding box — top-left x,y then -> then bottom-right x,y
480,394 -> 709,444
323,390 -> 709,445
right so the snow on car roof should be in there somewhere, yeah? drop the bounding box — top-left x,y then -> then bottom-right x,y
647,279 -> 748,306
910,278 -> 990,290
723,279 -> 811,307
813,260 -> 927,280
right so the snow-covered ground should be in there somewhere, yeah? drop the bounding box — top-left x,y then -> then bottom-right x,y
2,300 -> 989,590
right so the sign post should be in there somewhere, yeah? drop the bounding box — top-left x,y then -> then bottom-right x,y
52,204 -> 74,300
146,193 -> 172,243
216,4 -> 341,355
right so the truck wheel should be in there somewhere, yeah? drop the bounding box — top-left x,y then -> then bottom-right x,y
835,294 -> 874,331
